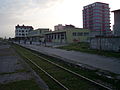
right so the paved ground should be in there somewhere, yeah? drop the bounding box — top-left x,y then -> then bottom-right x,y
0,43 -> 49,90
0,44 -> 32,84
21,44 -> 120,74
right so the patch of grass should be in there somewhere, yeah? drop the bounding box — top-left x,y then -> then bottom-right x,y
58,42 -> 120,58
0,72 -> 17,76
15,69 -> 30,73
0,80 -> 41,90
0,69 -> 29,76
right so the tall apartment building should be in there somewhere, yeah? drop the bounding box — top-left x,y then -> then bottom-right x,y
83,2 -> 111,36
15,24 -> 33,40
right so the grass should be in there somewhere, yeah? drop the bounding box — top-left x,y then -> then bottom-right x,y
58,42 -> 120,58
0,69 -> 30,76
12,44 -> 105,90
0,80 -> 41,90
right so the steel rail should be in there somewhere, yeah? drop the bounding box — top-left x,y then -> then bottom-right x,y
28,50 -> 112,90
20,53 -> 69,90
15,44 -> 112,90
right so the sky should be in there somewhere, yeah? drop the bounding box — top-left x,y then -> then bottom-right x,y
0,0 -> 119,38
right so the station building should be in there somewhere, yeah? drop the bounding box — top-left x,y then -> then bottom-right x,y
45,28 -> 90,44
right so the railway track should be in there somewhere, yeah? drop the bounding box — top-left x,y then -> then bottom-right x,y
13,44 -> 112,90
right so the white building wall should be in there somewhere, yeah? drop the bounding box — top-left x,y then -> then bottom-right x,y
15,25 -> 33,38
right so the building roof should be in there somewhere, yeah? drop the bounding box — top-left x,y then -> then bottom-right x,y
15,24 -> 33,29
83,2 -> 109,8
112,9 -> 120,12
45,28 -> 89,34
95,2 -> 109,5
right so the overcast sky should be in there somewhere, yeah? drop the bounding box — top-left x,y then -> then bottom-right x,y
0,0 -> 119,38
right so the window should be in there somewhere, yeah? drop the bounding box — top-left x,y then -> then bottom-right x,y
77,32 -> 83,36
55,34 -> 56,39
73,32 -> 76,36
58,34 -> 60,39
61,33 -> 64,39
51,35 -> 53,39
84,32 -> 89,36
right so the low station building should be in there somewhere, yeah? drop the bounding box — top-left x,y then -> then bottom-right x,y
27,28 -> 50,44
45,28 -> 90,44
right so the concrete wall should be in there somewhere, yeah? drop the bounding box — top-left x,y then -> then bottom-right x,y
90,37 -> 120,52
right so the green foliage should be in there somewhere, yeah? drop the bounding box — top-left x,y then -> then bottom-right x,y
0,80 -> 41,90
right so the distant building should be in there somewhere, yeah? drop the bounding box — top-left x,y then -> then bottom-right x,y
54,24 -> 75,31
45,28 -> 90,44
27,28 -> 50,44
15,24 -> 33,40
83,2 -> 111,36
54,24 -> 64,31
112,9 -> 120,36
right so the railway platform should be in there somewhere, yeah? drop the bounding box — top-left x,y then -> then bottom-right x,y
20,44 -> 120,75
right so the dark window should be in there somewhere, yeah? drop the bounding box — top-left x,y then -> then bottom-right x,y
73,32 -> 76,36
52,34 -> 53,39
55,34 -> 56,39
58,34 -> 60,39
84,32 -> 89,36
61,33 -> 64,39
78,32 -> 83,36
